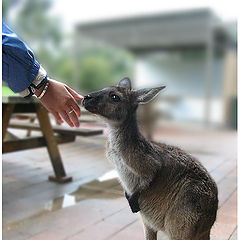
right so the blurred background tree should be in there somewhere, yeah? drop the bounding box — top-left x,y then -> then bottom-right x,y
2,0 -> 134,95
76,45 -> 134,92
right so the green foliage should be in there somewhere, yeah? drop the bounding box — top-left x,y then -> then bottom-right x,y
2,1 -> 6,18
78,56 -> 113,92
15,0 -> 62,49
56,55 -> 75,85
2,86 -> 17,96
3,0 -> 134,93
76,44 -> 134,92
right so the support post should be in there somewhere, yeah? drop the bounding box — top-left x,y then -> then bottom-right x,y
204,21 -> 214,127
36,104 -> 72,183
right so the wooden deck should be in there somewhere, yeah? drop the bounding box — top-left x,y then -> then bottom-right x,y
2,126 -> 237,240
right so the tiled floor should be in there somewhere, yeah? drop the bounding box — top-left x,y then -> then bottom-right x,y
2,125 -> 237,240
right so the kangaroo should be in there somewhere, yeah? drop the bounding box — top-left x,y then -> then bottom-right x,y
82,77 -> 218,240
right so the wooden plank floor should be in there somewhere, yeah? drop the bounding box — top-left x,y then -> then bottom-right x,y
2,126 -> 237,240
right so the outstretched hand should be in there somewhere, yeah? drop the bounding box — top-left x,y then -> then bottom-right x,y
35,79 -> 83,127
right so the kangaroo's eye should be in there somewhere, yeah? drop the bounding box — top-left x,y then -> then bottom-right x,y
110,94 -> 120,102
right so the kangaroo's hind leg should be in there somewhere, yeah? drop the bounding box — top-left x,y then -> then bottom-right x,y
143,223 -> 157,240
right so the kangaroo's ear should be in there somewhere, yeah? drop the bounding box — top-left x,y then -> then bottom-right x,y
118,77 -> 132,90
134,86 -> 166,104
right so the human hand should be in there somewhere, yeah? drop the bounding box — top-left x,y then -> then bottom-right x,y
35,79 -> 83,127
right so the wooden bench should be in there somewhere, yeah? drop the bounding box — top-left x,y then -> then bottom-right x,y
3,96 -> 103,183
9,122 -> 103,137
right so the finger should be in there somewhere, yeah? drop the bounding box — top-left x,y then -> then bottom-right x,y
60,111 -> 74,127
65,85 -> 84,100
67,109 -> 80,127
68,99 -> 81,118
51,111 -> 64,124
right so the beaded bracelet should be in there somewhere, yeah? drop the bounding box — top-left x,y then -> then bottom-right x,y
37,81 -> 50,99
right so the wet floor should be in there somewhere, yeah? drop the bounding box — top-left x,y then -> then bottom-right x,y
3,170 -> 123,234
2,128 -> 237,240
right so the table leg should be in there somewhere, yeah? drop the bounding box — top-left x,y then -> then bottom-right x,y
2,104 -> 15,141
26,116 -> 36,137
36,104 -> 72,183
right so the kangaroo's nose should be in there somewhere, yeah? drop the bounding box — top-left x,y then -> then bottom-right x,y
84,94 -> 93,100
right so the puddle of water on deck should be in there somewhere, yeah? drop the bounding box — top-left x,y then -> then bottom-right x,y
45,170 -> 120,210
3,170 -> 121,233
45,170 -> 120,211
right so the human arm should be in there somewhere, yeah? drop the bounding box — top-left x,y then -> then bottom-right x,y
2,22 -> 83,127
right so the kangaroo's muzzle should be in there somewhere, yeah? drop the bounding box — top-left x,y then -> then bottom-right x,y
83,94 -> 99,113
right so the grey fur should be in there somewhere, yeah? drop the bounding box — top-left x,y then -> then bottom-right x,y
83,78 -> 218,240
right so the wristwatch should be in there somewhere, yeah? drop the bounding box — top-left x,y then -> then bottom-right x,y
19,65 -> 48,98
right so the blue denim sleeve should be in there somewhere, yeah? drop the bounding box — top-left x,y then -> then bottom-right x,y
2,22 -> 40,93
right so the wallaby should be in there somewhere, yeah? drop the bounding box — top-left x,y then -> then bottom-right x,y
82,77 -> 218,240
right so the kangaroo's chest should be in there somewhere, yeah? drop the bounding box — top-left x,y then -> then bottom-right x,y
107,144 -> 144,194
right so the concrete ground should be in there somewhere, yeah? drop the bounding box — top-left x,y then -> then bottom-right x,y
2,124 -> 237,240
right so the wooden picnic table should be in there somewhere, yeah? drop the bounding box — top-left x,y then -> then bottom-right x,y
2,96 -> 103,183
